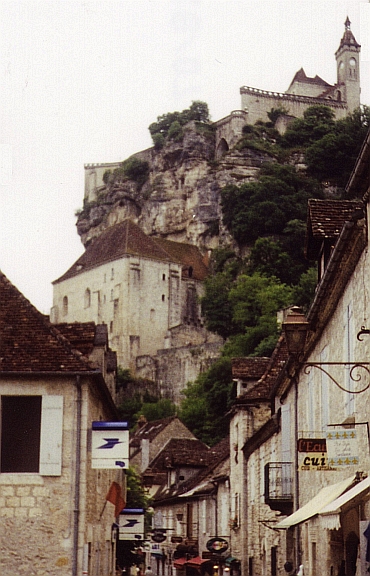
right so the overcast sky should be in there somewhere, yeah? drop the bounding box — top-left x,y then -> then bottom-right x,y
1,0 -> 369,314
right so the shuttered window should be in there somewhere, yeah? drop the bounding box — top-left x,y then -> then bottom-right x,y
1,395 -> 63,475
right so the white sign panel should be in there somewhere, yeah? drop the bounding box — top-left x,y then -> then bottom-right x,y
92,422 -> 129,469
326,428 -> 359,467
119,510 -> 144,541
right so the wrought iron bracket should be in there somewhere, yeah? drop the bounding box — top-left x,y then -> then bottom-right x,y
303,362 -> 370,394
357,326 -> 370,341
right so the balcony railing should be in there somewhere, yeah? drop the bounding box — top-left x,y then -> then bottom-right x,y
264,462 -> 293,514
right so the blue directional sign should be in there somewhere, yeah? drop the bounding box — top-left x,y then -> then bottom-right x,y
91,422 -> 129,469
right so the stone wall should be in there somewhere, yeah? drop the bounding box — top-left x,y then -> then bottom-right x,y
240,86 -> 348,126
0,375 -> 116,576
136,340 -> 223,404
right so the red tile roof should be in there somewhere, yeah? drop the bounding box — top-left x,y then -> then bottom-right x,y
0,271 -> 96,373
232,357 -> 270,379
53,219 -> 208,283
233,336 -> 288,404
305,199 -> 364,259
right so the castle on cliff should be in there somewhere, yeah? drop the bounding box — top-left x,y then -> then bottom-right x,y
215,17 -> 361,156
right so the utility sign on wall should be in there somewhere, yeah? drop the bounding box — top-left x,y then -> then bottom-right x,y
119,509 -> 144,541
91,421 -> 129,469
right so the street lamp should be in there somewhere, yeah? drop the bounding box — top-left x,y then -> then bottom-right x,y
282,306 -> 309,357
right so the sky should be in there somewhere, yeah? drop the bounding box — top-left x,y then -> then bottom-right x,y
1,0 -> 369,314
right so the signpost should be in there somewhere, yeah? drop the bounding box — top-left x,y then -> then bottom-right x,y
92,421 -> 129,469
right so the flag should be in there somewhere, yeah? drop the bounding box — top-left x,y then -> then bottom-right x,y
106,481 -> 126,517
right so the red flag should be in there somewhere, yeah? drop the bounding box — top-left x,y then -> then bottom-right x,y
106,481 -> 126,517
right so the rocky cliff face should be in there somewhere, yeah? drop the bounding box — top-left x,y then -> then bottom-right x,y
77,121 -> 275,252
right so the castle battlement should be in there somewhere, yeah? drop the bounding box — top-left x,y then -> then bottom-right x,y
240,85 -> 348,109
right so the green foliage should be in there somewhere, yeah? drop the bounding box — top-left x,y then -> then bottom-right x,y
201,272 -> 234,339
149,101 -> 210,146
179,357 -> 234,445
168,120 -> 183,141
125,466 -> 151,509
281,105 -> 336,148
291,266 -> 318,312
121,157 -> 150,187
138,398 -> 177,422
305,106 -> 370,188
267,106 -> 289,125
221,162 -> 321,245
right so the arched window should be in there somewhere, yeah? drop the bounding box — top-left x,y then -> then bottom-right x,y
62,296 -> 68,316
84,288 -> 91,308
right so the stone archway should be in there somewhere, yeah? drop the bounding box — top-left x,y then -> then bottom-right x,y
215,138 -> 229,160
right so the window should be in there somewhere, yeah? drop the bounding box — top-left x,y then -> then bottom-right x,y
1,395 -> 63,475
162,274 -> 166,281
63,296 -> 68,316
162,294 -> 165,302
84,288 -> 91,308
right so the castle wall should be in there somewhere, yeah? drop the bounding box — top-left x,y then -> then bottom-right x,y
240,86 -> 348,125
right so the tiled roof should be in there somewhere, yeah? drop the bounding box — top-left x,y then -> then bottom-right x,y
54,219 -> 208,283
153,237 -> 208,281
289,68 -> 331,88
152,436 -> 230,503
149,438 -> 211,471
233,336 -> 288,404
305,199 -> 364,259
55,322 -> 97,356
130,415 -> 180,449
0,271 -> 96,373
232,357 -> 270,379
336,19 -> 361,52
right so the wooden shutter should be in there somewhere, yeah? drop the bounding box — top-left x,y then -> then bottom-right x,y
39,395 -> 63,476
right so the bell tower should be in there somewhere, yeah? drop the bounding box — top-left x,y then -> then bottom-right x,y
335,17 -> 361,112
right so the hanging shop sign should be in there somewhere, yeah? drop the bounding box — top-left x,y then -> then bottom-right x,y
206,538 -> 228,553
119,508 -> 144,541
92,421 -> 129,469
326,428 -> 359,467
151,529 -> 167,543
297,437 -> 334,471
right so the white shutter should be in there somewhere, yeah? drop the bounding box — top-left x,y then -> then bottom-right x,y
39,395 -> 63,476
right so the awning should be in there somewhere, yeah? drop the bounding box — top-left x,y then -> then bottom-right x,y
174,558 -> 187,569
276,475 -> 355,529
318,476 -> 370,529
186,556 -> 211,568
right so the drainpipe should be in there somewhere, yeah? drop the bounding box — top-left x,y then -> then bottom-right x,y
294,378 -> 301,571
73,375 -> 82,576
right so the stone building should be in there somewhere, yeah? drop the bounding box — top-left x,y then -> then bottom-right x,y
274,129 -> 370,576
51,219 -> 222,401
0,271 -> 120,576
215,17 -> 361,155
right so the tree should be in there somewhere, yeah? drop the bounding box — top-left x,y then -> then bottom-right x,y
148,101 -> 210,145
281,105 -> 336,148
220,163 -> 320,246
179,357 -> 233,445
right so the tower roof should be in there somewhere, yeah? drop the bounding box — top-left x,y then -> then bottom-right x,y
336,16 -> 361,54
